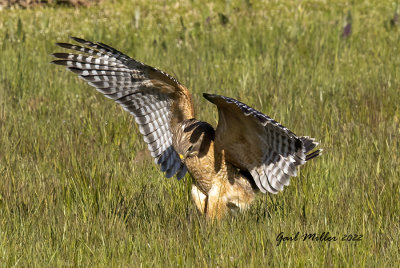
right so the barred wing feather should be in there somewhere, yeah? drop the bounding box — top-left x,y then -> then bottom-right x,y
203,93 -> 321,194
52,37 -> 195,180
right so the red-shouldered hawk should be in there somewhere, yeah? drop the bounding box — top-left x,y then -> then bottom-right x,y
52,37 -> 321,220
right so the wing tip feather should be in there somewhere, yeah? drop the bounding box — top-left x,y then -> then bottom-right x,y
70,36 -> 86,43
305,149 -> 322,161
203,93 -> 216,102
50,59 -> 68,66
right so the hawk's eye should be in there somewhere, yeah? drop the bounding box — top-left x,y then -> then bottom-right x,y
187,145 -> 194,153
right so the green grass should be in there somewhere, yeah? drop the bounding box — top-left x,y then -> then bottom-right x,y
0,0 -> 399,266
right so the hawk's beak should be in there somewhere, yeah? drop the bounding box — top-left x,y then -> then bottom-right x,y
179,154 -> 184,160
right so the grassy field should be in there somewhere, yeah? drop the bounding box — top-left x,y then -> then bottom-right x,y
0,0 -> 399,266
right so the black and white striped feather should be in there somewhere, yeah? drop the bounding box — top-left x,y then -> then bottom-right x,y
203,93 -> 322,194
52,37 -> 188,180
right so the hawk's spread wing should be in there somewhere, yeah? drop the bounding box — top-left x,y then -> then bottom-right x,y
52,37 -> 195,180
203,94 -> 321,194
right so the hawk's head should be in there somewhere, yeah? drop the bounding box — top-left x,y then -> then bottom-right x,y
173,119 -> 215,161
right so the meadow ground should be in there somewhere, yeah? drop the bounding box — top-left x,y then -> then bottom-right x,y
0,0 -> 399,266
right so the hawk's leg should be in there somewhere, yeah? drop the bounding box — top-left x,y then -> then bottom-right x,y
206,184 -> 228,220
191,184 -> 207,214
